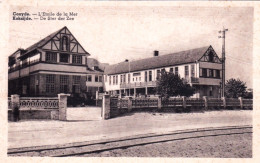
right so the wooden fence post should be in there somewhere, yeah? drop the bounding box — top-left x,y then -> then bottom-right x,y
238,97 -> 243,109
222,97 -> 226,109
158,96 -> 162,110
128,97 -> 132,112
203,96 -> 208,110
182,96 -> 186,109
102,94 -> 110,120
58,93 -> 70,121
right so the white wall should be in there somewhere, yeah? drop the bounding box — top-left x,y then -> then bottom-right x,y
104,63 -> 199,91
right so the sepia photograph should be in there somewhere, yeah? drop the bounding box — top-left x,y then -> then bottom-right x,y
2,1 -> 255,159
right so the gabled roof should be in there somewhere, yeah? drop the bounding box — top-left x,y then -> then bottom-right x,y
24,27 -> 64,55
22,26 -> 90,56
105,46 -> 213,75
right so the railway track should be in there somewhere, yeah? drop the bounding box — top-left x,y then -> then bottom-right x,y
8,125 -> 252,157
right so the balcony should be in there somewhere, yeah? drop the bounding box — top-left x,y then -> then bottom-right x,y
120,81 -> 157,89
183,77 -> 199,84
191,77 -> 199,83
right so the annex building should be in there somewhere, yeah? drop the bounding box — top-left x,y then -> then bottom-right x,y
104,46 -> 222,98
8,26 -> 104,97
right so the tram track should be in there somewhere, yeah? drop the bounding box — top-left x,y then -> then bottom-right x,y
8,125 -> 252,157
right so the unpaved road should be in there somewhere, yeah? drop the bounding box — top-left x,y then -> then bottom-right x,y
8,110 -> 252,149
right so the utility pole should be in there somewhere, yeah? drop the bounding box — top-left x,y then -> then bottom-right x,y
218,27 -> 228,97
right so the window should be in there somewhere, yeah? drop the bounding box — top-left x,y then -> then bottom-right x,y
170,68 -> 173,73
46,52 -> 57,63
61,36 -> 69,51
208,51 -> 214,62
92,66 -> 99,70
175,67 -> 178,75
128,74 -> 130,83
73,76 -> 80,84
216,70 -> 220,78
149,71 -> 152,81
120,75 -> 123,83
46,74 -> 55,93
202,68 -> 207,77
99,76 -> 102,82
208,69 -> 213,77
21,58 -> 29,67
113,76 -> 115,85
60,75 -> 69,93
73,76 -> 81,93
95,75 -> 98,82
145,71 -> 147,82
46,74 -> 55,84
157,70 -> 161,79
185,66 -> 189,77
213,70 -> 217,78
72,85 -> 80,93
109,76 -> 111,85
116,76 -> 118,84
29,53 -> 40,64
72,55 -> 82,64
123,75 -> 126,83
133,72 -> 141,76
60,53 -> 70,63
191,65 -> 195,77
87,75 -> 92,82
161,68 -> 166,74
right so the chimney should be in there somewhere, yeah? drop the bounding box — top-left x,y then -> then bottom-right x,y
154,50 -> 159,57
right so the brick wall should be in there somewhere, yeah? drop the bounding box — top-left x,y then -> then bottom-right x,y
8,110 -> 59,121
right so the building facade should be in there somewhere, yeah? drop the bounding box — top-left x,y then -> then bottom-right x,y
8,26 -> 102,97
85,58 -> 108,98
104,46 -> 222,98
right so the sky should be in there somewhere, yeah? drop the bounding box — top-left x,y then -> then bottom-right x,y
8,6 -> 253,88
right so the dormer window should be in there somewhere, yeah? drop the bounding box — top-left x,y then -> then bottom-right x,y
93,66 -> 99,70
208,51 -> 214,62
61,36 -> 69,51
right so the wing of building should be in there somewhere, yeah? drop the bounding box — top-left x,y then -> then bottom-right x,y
104,46 -> 222,98
8,26 -> 104,97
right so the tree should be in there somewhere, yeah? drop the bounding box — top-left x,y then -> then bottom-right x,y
225,78 -> 247,98
156,72 -> 195,98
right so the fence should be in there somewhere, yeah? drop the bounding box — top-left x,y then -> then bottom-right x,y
8,94 -> 69,121
102,95 -> 253,120
19,97 -> 59,110
110,98 -> 129,118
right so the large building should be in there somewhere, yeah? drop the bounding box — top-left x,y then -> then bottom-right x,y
104,46 -> 222,98
86,58 -> 108,97
8,26 -> 104,97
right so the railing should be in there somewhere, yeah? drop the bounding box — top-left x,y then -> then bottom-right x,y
186,98 -> 204,107
208,98 -> 223,108
120,81 -> 157,88
110,98 -> 129,117
243,99 -> 253,108
132,98 -> 158,108
226,98 -> 240,107
19,97 -> 59,110
162,98 -> 183,108
105,96 -> 253,119
191,77 -> 199,83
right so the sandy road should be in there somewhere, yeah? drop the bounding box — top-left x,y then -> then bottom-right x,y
8,110 -> 252,149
